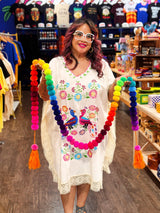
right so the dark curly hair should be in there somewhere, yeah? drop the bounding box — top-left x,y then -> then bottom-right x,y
62,18 -> 103,77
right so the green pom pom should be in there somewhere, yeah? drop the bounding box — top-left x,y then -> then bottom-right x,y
127,77 -> 133,82
45,74 -> 52,80
117,80 -> 124,87
47,85 -> 54,91
120,76 -> 127,82
46,80 -> 53,86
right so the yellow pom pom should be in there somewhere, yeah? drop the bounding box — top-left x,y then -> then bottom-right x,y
44,68 -> 51,75
111,102 -> 118,108
32,59 -> 38,65
113,96 -> 120,102
113,91 -> 121,97
114,85 -> 121,92
38,59 -> 45,66
42,63 -> 49,70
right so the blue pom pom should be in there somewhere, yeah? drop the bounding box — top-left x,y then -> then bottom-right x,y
54,109 -> 61,115
129,87 -> 136,92
50,100 -> 57,105
129,91 -> 136,96
50,95 -> 57,100
52,105 -> 59,111
130,102 -> 137,107
130,96 -> 137,101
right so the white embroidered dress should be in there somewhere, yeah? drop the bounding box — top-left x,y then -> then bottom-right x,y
41,56 -> 116,194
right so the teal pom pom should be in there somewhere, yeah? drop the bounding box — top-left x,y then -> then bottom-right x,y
47,85 -> 54,91
130,81 -> 136,87
48,90 -> 55,96
127,76 -> 133,82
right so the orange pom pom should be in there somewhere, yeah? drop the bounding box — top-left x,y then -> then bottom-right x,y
32,59 -> 39,65
28,149 -> 41,170
133,145 -> 145,169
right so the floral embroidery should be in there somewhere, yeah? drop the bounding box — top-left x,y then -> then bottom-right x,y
74,93 -> 82,101
61,141 -> 98,160
60,90 -> 67,99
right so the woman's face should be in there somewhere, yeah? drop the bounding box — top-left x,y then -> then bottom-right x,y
72,23 -> 93,57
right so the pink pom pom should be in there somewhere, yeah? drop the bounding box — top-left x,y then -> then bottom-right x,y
84,143 -> 88,150
70,138 -> 75,145
31,106 -> 39,111
31,144 -> 38,150
32,119 -> 39,124
67,135 -> 73,142
32,115 -> 39,120
79,142 -> 84,150
74,141 -> 79,147
135,145 -> 141,151
31,124 -> 39,130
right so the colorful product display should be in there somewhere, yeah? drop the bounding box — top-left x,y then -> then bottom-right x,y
29,59 -> 145,170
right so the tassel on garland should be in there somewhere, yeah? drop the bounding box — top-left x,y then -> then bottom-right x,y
28,60 -> 41,170
133,145 -> 145,169
28,142 -> 41,170
28,131 -> 41,170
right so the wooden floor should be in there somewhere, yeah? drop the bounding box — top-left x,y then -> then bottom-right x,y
0,90 -> 160,213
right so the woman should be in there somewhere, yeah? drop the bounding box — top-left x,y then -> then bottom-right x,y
38,18 -> 117,213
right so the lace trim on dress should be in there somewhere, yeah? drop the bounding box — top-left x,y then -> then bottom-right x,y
51,169 -> 103,194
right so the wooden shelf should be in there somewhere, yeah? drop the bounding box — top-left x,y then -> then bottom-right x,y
142,151 -> 160,181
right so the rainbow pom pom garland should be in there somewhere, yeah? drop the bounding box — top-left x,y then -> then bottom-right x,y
29,59 -> 145,170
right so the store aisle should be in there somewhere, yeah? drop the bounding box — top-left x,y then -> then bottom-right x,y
0,91 -> 160,213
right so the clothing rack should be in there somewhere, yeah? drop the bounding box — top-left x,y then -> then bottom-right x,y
0,32 -> 21,107
0,32 -> 18,41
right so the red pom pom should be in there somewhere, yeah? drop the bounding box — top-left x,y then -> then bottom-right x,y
92,140 -> 98,147
31,87 -> 38,92
88,142 -> 94,149
95,137 -> 101,143
31,97 -> 38,101
104,125 -> 110,131
30,76 -> 38,81
31,91 -> 38,97
31,81 -> 38,86
31,70 -> 38,76
105,121 -> 112,126
108,110 -> 116,116
107,115 -> 114,122
100,129 -> 107,135
98,133 -> 104,140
